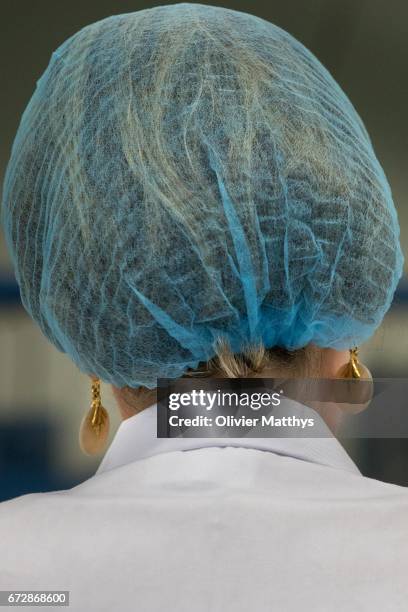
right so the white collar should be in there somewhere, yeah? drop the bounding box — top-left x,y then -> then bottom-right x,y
96,398 -> 361,476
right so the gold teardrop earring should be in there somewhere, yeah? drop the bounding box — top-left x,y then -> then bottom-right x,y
336,347 -> 373,413
79,377 -> 110,455
336,347 -> 371,379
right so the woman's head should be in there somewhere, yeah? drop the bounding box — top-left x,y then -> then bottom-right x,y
1,4 -> 404,389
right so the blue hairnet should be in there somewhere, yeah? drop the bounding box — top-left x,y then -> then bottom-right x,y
2,3 -> 404,388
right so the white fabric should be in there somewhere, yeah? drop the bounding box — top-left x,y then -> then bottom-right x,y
1,399 -> 408,611
96,399 -> 360,476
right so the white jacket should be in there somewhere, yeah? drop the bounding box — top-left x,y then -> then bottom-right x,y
1,400 -> 407,612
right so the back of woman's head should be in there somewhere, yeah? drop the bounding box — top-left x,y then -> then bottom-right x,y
2,3 -> 403,388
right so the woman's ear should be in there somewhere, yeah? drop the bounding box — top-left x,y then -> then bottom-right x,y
111,386 -> 135,420
111,385 -> 157,420
318,347 -> 350,378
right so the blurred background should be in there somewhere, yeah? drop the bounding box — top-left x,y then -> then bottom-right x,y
0,0 -> 407,501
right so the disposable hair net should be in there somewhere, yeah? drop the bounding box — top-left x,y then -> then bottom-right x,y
2,3 -> 404,388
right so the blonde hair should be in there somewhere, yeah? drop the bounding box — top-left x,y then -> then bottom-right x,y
120,337 -> 318,408
182,337 -> 313,379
